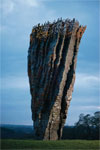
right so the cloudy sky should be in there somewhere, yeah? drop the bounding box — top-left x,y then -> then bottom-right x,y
0,0 -> 100,125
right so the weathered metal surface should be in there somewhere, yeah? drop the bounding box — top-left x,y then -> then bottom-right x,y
28,18 -> 86,140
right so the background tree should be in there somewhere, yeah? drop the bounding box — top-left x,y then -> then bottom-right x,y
74,111 -> 100,139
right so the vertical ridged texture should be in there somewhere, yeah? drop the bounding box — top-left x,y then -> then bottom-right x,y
28,18 -> 86,140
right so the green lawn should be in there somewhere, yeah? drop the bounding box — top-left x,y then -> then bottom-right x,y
0,139 -> 100,150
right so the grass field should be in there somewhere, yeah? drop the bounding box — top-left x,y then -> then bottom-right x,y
0,139 -> 100,150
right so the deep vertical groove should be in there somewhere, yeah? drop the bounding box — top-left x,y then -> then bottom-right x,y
58,38 -> 78,139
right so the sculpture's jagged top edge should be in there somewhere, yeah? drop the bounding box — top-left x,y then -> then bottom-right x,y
31,18 -> 86,39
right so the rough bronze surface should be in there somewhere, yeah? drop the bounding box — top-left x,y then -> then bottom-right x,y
28,18 -> 86,140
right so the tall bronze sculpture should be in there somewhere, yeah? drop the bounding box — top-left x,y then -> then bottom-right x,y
28,18 -> 86,140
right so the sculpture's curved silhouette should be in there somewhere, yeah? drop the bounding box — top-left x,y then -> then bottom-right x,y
28,18 -> 86,140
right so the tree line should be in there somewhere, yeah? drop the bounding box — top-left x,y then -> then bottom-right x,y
62,111 -> 100,140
